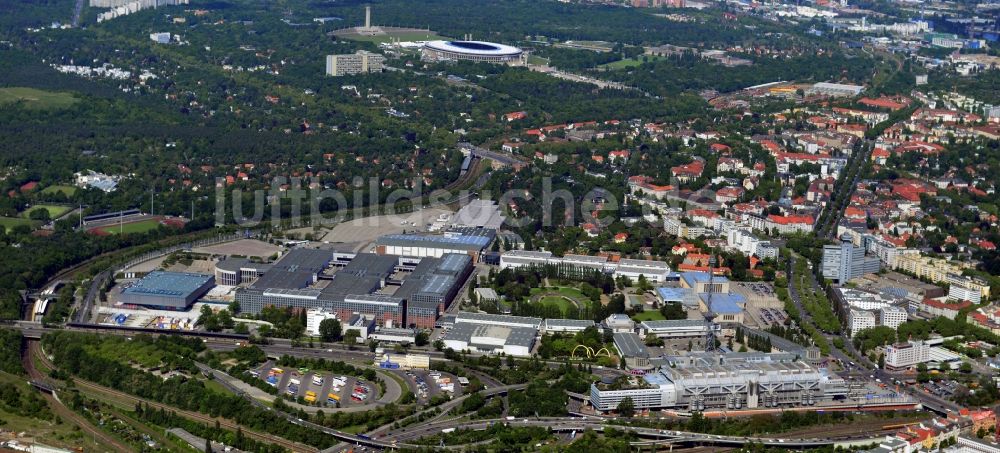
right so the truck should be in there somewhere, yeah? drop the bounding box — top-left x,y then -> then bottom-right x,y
442,428 -> 456,434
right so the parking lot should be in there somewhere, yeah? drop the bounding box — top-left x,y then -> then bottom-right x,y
920,379 -> 959,398
404,369 -> 463,402
253,361 -> 376,407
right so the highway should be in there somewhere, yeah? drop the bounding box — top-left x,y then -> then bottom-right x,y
383,415 -> 889,448
457,142 -> 529,169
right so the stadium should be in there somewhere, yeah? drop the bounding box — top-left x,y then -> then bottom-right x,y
421,40 -> 524,64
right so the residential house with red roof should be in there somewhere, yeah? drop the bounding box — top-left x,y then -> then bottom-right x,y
671,158 -> 705,183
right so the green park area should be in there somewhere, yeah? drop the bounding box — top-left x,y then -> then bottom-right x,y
528,286 -> 589,316
41,185 -> 78,196
599,55 -> 664,69
21,204 -> 71,219
0,217 -> 38,233
0,87 -> 77,110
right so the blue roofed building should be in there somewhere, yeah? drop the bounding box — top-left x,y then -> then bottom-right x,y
656,287 -> 700,309
699,293 -> 746,324
679,271 -> 730,294
119,271 -> 215,310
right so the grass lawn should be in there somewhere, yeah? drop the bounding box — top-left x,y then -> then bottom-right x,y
0,87 -> 77,110
41,185 -> 77,196
98,219 -> 162,235
0,216 -> 38,232
22,204 -> 71,219
527,54 -> 549,65
599,55 -> 663,69
632,310 -> 666,322
539,296 -> 574,315
554,287 -> 587,300
202,378 -> 230,396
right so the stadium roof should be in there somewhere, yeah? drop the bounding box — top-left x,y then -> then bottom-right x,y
122,271 -> 213,299
424,40 -> 523,56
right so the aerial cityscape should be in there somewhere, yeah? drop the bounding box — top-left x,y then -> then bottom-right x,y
0,0 -> 999,452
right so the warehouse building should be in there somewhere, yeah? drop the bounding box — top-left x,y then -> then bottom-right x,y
613,258 -> 672,283
656,287 -> 701,309
590,356 -> 849,412
640,319 -> 714,340
614,332 -> 651,369
451,199 -> 506,230
375,228 -> 494,263
499,250 -> 671,282
806,82 -> 865,97
119,271 -> 215,310
455,312 -> 542,329
441,322 -> 537,357
234,252 -> 471,328
394,254 -> 474,328
214,258 -> 271,286
543,318 -> 596,334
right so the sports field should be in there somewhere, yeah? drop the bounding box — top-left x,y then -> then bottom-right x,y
0,87 -> 77,110
98,219 -> 162,234
334,27 -> 446,45
41,185 -> 78,196
93,218 -> 172,235
0,217 -> 37,232
22,204 -> 71,219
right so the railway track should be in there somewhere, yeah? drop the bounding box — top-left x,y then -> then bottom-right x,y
29,341 -> 319,453
23,341 -> 133,452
